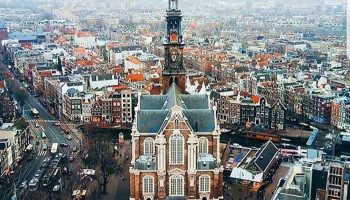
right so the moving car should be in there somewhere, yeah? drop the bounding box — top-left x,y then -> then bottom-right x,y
19,180 -> 27,189
53,185 -> 60,192
59,143 -> 68,147
66,135 -> 72,140
69,156 -> 74,162
54,122 -> 60,126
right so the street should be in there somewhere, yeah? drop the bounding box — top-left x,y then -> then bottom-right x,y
0,54 -> 80,200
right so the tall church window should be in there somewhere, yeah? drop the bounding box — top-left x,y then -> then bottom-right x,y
199,175 -> 210,192
169,175 -> 184,196
198,137 -> 209,154
143,176 -> 154,194
144,138 -> 154,155
170,133 -> 184,164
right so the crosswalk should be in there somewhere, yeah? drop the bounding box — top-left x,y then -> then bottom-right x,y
37,150 -> 78,156
27,119 -> 59,123
38,150 -> 48,156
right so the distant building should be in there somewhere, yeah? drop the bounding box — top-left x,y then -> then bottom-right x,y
240,95 -> 286,130
230,141 -> 279,192
0,120 -> 31,172
73,31 -> 97,48
0,92 -> 16,123
0,21 -> 8,48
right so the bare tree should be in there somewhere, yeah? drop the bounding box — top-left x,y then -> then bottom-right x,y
84,125 -> 122,194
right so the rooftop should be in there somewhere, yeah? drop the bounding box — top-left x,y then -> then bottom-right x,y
137,83 -> 215,134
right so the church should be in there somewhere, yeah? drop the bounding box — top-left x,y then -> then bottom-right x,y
129,1 -> 224,199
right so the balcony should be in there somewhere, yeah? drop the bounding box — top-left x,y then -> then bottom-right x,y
135,155 -> 156,170
197,154 -> 218,170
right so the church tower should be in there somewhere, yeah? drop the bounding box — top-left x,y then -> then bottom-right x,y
162,0 -> 186,93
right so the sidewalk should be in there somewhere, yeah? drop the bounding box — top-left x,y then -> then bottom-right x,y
66,123 -> 84,142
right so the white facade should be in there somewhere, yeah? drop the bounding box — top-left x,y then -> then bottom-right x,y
60,82 -> 85,116
81,93 -> 95,123
74,35 -> 97,48
121,90 -> 132,123
110,48 -> 143,64
124,58 -> 142,73
88,75 -> 119,90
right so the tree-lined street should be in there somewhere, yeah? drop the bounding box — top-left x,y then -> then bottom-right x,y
0,54 -> 81,200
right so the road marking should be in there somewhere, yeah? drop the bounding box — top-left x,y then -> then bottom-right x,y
38,151 -> 47,156
48,126 -> 62,143
26,119 -> 59,123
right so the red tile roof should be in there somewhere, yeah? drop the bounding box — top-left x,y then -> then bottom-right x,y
126,74 -> 144,82
251,95 -> 261,104
39,71 -> 53,79
76,60 -> 94,66
110,85 -> 129,92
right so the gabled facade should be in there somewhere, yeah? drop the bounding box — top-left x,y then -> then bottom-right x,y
130,84 -> 223,200
0,92 -> 16,123
240,95 -> 286,130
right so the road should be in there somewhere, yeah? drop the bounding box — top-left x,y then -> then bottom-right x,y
0,55 -> 80,200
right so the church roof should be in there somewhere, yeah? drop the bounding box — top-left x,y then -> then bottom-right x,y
137,110 -> 170,133
137,83 -> 214,133
247,140 -> 278,173
183,110 -> 215,132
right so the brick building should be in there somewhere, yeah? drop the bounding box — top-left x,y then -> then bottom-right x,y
130,1 -> 223,199
130,84 -> 223,200
0,92 -> 15,123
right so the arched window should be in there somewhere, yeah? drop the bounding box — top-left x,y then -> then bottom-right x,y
144,138 -> 154,155
169,175 -> 184,196
170,133 -> 184,164
199,175 -> 210,192
143,176 -> 154,194
174,115 -> 179,129
174,119 -> 179,129
198,137 -> 209,154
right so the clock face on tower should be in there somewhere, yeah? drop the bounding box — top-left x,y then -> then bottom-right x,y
170,48 -> 180,63
170,32 -> 178,43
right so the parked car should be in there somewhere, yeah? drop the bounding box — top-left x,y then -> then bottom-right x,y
69,156 -> 74,162
66,135 -> 72,140
54,122 -> 60,126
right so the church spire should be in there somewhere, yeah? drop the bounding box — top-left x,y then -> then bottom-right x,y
168,0 -> 179,11
162,0 -> 186,93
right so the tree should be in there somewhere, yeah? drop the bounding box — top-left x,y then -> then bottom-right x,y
14,117 -> 29,130
13,87 -> 27,106
84,125 -> 122,195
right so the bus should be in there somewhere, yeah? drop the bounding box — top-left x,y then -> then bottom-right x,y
31,108 -> 39,118
51,143 -> 58,155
